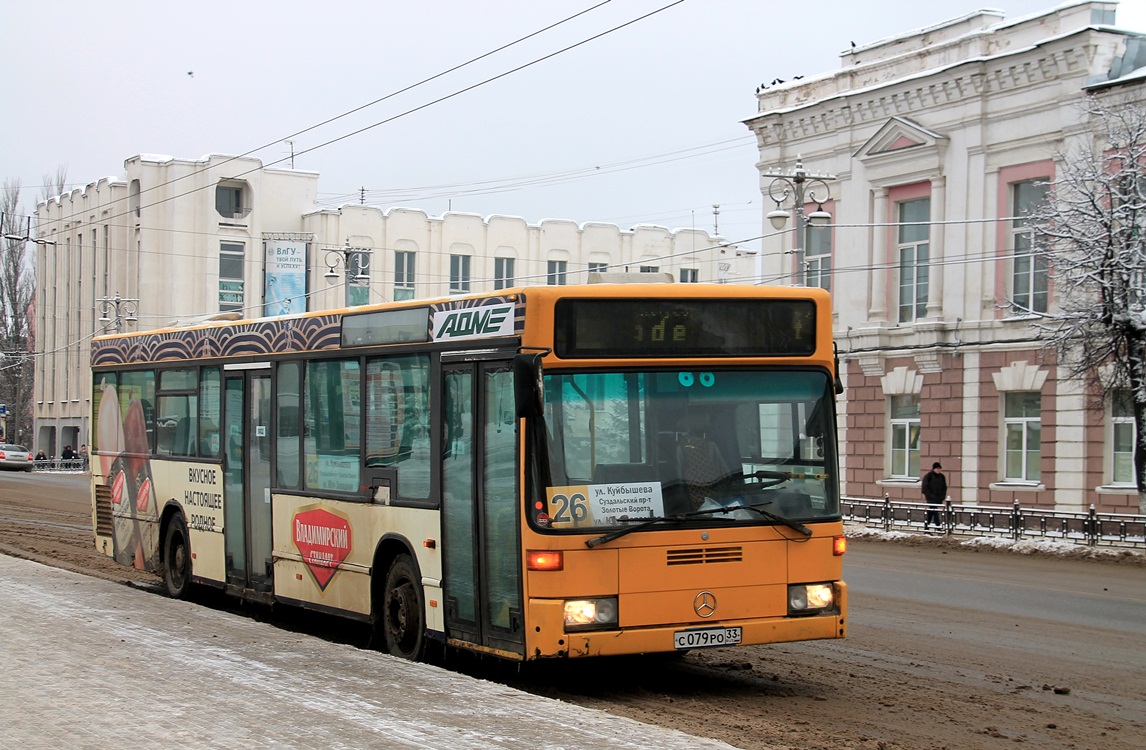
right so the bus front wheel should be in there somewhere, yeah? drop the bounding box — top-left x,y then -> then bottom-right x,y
163,515 -> 191,599
382,554 -> 425,660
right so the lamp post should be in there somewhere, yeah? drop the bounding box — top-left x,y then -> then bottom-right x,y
97,292 -> 139,333
323,242 -> 372,283
762,157 -> 835,285
323,242 -> 373,306
3,233 -> 57,247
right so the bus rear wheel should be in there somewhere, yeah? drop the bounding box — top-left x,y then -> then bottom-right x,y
163,515 -> 191,599
382,554 -> 425,660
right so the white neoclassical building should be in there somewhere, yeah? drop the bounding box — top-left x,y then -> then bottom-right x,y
32,153 -> 749,454
745,0 -> 1146,512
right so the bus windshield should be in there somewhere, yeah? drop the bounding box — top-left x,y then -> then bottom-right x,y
535,368 -> 839,532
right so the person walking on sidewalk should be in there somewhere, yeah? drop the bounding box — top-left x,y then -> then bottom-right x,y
922,461 -> 947,534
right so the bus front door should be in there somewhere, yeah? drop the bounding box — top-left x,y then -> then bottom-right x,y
223,369 -> 274,596
441,360 -> 524,657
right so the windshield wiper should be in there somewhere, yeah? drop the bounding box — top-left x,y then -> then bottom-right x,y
737,504 -> 813,537
585,501 -> 809,548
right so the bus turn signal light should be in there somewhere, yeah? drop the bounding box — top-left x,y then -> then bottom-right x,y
526,550 -> 563,571
833,536 -> 847,556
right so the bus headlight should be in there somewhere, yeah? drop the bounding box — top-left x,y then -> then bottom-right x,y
563,597 -> 619,631
788,583 -> 834,615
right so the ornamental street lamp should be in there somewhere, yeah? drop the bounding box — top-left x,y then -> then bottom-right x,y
97,292 -> 139,333
323,242 -> 372,282
762,157 -> 835,285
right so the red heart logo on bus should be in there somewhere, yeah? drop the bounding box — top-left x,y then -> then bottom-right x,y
292,507 -> 353,590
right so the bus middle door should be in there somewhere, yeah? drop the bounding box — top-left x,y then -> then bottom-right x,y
441,356 -> 524,658
222,365 -> 274,597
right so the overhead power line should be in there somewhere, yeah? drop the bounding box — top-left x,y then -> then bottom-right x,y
29,1 -> 685,240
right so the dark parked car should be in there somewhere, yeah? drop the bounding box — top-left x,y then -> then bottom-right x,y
0,443 -> 33,471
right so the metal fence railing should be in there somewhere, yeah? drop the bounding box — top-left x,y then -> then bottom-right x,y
33,459 -> 89,473
843,495 -> 1146,549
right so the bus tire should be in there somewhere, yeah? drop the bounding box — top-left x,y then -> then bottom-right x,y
163,515 -> 192,599
382,553 -> 425,661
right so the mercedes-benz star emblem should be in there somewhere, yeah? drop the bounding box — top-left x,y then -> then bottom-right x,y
693,590 -> 717,618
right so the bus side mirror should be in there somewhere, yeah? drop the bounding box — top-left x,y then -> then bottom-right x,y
514,353 -> 544,419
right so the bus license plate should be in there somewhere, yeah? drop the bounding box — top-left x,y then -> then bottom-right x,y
673,626 -> 742,649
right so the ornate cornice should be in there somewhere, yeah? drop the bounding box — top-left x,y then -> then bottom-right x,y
749,40 -> 1107,149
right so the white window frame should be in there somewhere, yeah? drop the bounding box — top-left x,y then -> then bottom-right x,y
1010,180 -> 1049,315
215,181 -> 249,219
897,198 -> 930,323
889,394 -> 920,479
345,250 -> 370,306
679,268 -> 699,283
1003,391 -> 1041,482
449,254 -> 471,294
493,257 -> 514,290
394,250 -> 415,301
547,260 -> 567,286
219,241 -> 245,312
1112,390 -> 1136,485
803,223 -> 831,291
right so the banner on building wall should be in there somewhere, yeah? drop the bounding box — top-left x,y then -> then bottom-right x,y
264,240 -> 308,316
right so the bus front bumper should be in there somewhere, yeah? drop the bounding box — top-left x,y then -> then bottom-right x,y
525,581 -> 847,659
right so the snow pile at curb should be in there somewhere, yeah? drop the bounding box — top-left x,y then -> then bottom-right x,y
844,522 -> 1146,563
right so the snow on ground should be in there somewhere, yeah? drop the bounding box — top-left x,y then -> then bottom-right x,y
844,521 -> 1146,564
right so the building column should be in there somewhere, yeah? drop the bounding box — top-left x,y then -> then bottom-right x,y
869,187 -> 889,321
927,176 -> 945,318
960,350 -> 980,504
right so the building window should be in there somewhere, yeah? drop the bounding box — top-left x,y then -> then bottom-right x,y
1112,390 -> 1136,484
102,225 -> 110,297
547,260 -> 567,286
394,251 -> 415,301
639,265 -> 659,273
1011,180 -> 1049,314
346,251 -> 370,306
219,242 -> 245,312
494,257 -> 514,290
588,262 -> 608,274
1004,392 -> 1041,481
680,268 -> 699,283
215,181 -> 249,219
449,254 -> 471,294
889,395 -> 920,478
897,198 -> 929,322
804,223 -> 831,291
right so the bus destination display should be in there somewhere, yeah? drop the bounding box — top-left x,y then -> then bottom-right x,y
554,298 -> 817,358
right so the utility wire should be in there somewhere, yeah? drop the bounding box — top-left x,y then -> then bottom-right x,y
28,1 -> 685,241
14,1 -> 615,228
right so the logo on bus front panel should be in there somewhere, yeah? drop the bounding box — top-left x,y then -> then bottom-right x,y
694,591 -> 717,618
432,304 -> 515,342
292,506 -> 353,591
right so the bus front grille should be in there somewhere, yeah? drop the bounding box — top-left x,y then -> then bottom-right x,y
94,483 -> 114,537
666,546 -> 742,565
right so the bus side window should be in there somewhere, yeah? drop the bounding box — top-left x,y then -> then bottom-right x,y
365,354 -> 431,501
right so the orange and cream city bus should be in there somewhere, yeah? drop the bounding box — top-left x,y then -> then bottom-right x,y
91,282 -> 846,661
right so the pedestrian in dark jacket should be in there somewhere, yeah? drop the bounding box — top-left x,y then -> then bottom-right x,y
922,461 -> 947,533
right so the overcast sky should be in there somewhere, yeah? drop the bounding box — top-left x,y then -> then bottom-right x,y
3,0 -> 1144,251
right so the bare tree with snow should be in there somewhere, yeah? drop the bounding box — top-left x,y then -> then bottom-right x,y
0,179 -> 36,446
1028,96 -> 1146,513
